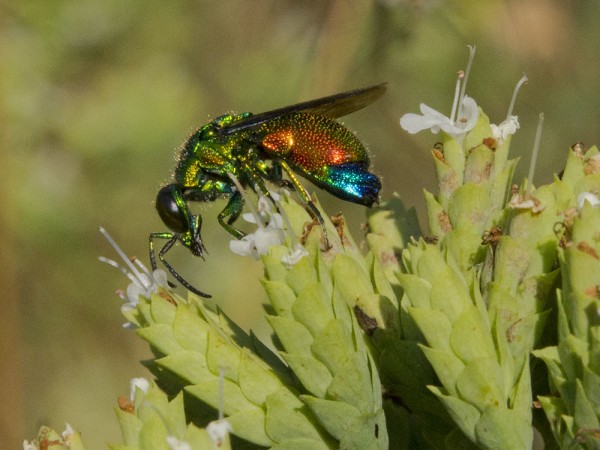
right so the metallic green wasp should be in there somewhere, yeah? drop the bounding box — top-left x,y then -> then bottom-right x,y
151,83 -> 386,297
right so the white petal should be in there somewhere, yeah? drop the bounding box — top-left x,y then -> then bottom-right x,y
282,245 -> 308,267
253,227 -> 285,255
152,269 -> 168,287
207,419 -> 232,446
166,436 -> 191,450
241,212 -> 258,224
419,103 -> 451,122
129,377 -> 150,400
492,115 -> 520,140
578,192 -> 600,209
457,96 -> 479,131
229,238 -> 258,259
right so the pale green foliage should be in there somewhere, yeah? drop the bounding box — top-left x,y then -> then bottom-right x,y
26,115 -> 600,449
112,382 -> 231,450
533,149 -> 600,449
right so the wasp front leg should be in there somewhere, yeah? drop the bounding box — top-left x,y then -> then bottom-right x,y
217,189 -> 246,239
149,231 -> 212,298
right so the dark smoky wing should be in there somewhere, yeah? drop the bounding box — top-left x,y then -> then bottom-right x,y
220,83 -> 387,135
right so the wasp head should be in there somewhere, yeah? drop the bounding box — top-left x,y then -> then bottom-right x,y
155,184 -> 204,257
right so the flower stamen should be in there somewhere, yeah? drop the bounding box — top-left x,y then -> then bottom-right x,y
527,112 -> 544,195
449,71 -> 464,124
506,74 -> 528,121
458,44 -> 476,118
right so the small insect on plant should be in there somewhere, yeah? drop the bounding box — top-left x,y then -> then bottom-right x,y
151,83 -> 387,297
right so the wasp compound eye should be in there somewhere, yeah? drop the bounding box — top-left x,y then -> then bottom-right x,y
156,184 -> 188,233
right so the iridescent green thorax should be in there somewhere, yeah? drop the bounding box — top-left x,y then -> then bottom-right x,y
174,113 -> 252,187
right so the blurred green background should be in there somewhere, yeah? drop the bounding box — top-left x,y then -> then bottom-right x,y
3,0 -> 600,447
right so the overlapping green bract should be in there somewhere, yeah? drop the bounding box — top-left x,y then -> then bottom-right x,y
260,196 -> 390,450
110,194 -> 392,449
112,381 -> 231,450
123,288 -> 333,449
533,149 -> 600,449
378,108 -> 600,449
108,134 -> 598,449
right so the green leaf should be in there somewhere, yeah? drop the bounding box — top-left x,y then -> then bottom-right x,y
281,353 -> 332,398
139,415 -> 168,450
447,183 -> 491,232
157,351 -> 210,384
420,345 -> 465,396
408,307 -> 452,352
149,292 -> 177,324
573,379 -> 600,430
429,386 -> 481,442
238,348 -> 284,406
262,280 -> 297,318
267,315 -> 314,356
302,396 -> 387,450
475,406 -> 532,449
450,305 -> 496,363
429,265 -> 470,323
327,353 -> 375,412
172,304 -> 208,351
292,283 -> 334,336
136,323 -> 181,355
286,254 -> 318,295
396,273 -> 432,309
226,407 -> 274,447
264,389 -> 328,444
455,358 -> 505,411
332,254 -> 373,305
311,319 -> 353,374
114,407 -> 143,447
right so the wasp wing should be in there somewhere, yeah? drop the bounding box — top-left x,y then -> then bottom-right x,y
220,83 -> 386,135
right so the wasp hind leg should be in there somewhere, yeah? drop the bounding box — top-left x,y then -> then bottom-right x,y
275,160 -> 329,246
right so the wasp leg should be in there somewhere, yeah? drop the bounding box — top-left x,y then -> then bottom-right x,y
149,232 -> 211,298
266,161 -> 295,191
217,190 -> 246,239
277,160 -> 329,244
248,166 -> 282,212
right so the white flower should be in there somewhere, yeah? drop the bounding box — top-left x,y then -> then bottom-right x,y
99,227 -> 169,328
400,46 -> 479,143
577,192 -> 600,209
491,75 -> 528,142
206,419 -> 233,447
129,377 -> 150,401
491,115 -> 520,141
230,214 -> 286,259
400,95 -> 478,141
166,436 -> 191,450
281,244 -> 309,267
227,172 -> 308,266
229,195 -> 286,259
508,192 -> 545,213
23,441 -> 37,450
61,423 -> 75,444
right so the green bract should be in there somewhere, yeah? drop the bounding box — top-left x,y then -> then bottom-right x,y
29,88 -> 600,449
